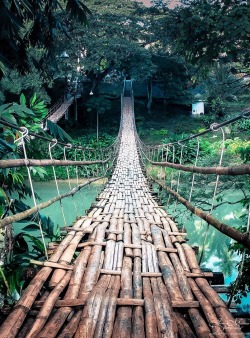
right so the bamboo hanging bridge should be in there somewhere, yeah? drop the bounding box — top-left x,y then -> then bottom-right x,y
0,80 -> 249,337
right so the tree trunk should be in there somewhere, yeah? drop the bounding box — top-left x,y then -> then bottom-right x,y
147,79 -> 153,114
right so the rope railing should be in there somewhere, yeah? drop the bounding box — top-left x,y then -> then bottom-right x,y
136,102 -> 250,306
138,108 -> 250,150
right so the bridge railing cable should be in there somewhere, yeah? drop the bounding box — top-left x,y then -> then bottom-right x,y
135,109 -> 250,254
0,120 -> 120,229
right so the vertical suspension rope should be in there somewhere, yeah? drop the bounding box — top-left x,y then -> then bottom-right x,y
15,127 -> 48,259
48,139 -> 67,226
180,138 -> 201,231
173,142 -> 184,214
199,124 -> 226,264
189,138 -> 200,202
64,144 -> 78,214
167,145 -> 175,209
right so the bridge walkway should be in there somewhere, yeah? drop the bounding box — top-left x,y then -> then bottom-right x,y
0,85 -> 244,337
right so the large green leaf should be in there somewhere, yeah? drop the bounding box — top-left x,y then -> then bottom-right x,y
30,93 -> 37,106
46,120 -> 72,141
1,112 -> 17,125
20,93 -> 26,105
22,223 -> 41,232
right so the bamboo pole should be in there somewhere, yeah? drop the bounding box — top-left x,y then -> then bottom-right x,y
42,234 -> 99,337
103,275 -> 121,338
0,177 -> 102,228
150,160 -> 250,175
188,308 -> 212,337
174,313 -> 196,338
26,270 -> 72,338
143,277 -> 159,338
0,267 -> 53,338
155,180 -> 250,249
93,277 -> 115,338
195,278 -> 244,338
188,278 -> 226,338
112,256 -> 133,338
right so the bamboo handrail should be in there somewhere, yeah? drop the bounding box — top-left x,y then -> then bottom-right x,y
150,161 -> 250,176
155,179 -> 250,250
0,158 -> 110,169
0,177 -> 102,228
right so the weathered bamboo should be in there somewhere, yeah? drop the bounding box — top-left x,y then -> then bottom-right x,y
157,278 -> 178,336
79,222 -> 108,296
75,275 -> 111,338
112,256 -> 133,338
30,259 -> 73,270
188,308 -> 213,337
174,313 -> 196,338
195,278 -> 244,338
169,253 -> 193,301
151,160 -> 250,175
155,180 -> 250,249
150,224 -> 183,302
0,158 -> 108,169
57,310 -> 82,338
124,222 -> 133,257
143,278 -> 159,338
188,278 -> 226,338
94,278 -> 114,338
26,270 -> 72,338
151,277 -> 175,338
103,275 -> 121,338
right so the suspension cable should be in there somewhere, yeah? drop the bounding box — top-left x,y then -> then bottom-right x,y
48,139 -> 67,226
199,124 -> 226,264
14,127 -> 48,259
64,144 -> 78,215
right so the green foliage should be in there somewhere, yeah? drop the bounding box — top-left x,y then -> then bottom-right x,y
46,120 -> 72,142
161,135 -> 211,164
150,128 -> 168,136
170,0 -> 250,67
224,138 -> 250,163
0,231 -> 47,303
0,0 -> 91,78
208,97 -> 225,117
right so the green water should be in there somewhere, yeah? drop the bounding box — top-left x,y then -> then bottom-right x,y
14,179 -> 105,235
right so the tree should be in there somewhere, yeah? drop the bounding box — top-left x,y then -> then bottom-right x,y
86,96 -> 112,140
169,0 -> 250,71
53,0 -> 157,87
0,0 -> 91,78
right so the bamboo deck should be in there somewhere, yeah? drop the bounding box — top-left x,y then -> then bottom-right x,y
0,92 -> 244,337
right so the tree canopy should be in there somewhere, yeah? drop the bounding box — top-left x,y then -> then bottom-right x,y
169,0 -> 250,70
0,0 -> 91,78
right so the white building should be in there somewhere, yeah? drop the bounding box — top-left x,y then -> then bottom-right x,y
192,101 -> 205,115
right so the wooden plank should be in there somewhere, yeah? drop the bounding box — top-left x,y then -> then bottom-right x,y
172,301 -> 200,308
155,247 -> 178,253
34,298 -> 144,308
185,272 -> 213,278
211,285 -> 230,293
30,260 -> 73,270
